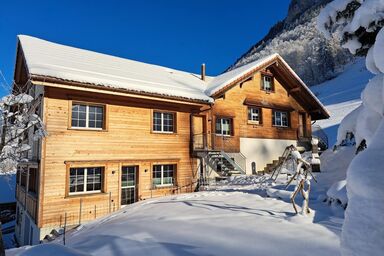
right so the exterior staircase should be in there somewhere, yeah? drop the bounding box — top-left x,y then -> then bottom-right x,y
263,156 -> 286,174
198,150 -> 246,177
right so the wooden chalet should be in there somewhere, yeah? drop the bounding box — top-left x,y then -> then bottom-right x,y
12,35 -> 329,245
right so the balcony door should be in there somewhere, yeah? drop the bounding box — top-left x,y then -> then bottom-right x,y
121,166 -> 138,205
298,113 -> 306,138
192,115 -> 206,149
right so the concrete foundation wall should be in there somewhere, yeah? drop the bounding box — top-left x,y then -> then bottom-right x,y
240,138 -> 297,174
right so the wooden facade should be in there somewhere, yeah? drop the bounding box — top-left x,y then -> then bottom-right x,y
32,86 -> 204,228
200,68 -> 313,153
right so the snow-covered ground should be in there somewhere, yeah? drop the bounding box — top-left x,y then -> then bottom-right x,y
311,58 -> 373,145
7,146 -> 354,256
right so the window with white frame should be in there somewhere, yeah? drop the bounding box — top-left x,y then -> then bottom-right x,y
273,111 -> 289,127
71,103 -> 104,129
69,167 -> 103,194
215,118 -> 232,136
153,164 -> 175,186
248,107 -> 261,123
153,111 -> 175,133
262,75 -> 273,91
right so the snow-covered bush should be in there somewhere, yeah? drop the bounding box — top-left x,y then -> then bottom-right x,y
318,1 -> 384,255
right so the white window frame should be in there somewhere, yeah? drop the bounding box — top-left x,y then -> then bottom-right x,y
273,111 -> 289,127
262,75 -> 273,92
71,103 -> 104,130
248,107 -> 260,123
153,164 -> 175,187
69,167 -> 103,195
153,111 -> 175,133
216,118 -> 232,136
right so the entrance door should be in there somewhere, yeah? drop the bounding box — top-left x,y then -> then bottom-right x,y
121,166 -> 138,205
298,113 -> 306,137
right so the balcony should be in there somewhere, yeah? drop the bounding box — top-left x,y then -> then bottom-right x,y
16,184 -> 38,222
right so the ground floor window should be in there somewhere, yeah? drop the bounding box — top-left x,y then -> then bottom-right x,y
69,167 -> 103,194
153,164 -> 175,186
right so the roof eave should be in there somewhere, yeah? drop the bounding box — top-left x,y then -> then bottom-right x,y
30,74 -> 213,106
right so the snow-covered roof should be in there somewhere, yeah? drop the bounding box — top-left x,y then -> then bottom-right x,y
18,35 -> 213,103
205,54 -> 279,95
17,35 -> 328,118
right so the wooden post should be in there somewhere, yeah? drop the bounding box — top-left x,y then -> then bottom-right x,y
63,213 -> 67,246
109,192 -> 112,213
311,138 -> 321,172
79,198 -> 83,225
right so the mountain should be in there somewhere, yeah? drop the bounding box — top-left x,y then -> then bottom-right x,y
228,0 -> 354,86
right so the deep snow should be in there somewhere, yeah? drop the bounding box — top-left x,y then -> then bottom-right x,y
7,150 -> 356,256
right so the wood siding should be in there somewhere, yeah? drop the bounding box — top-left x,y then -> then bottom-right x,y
210,71 -> 312,152
38,87 -> 200,228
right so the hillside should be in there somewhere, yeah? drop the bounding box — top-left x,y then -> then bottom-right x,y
228,0 -> 353,86
310,58 -> 373,145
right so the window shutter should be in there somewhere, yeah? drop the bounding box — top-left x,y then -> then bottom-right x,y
287,111 -> 291,128
259,108 -> 263,124
272,110 -> 275,126
230,118 -> 234,136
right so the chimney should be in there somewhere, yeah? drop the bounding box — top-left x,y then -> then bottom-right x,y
201,63 -> 206,81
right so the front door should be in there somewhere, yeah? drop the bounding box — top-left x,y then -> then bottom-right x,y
121,166 -> 138,205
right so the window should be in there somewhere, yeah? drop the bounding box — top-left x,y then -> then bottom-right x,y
71,103 -> 104,129
153,164 -> 175,186
273,111 -> 289,127
20,167 -> 27,188
262,75 -> 273,92
69,167 -> 103,194
28,168 -> 38,194
215,118 -> 232,136
153,111 -> 175,133
248,107 -> 261,123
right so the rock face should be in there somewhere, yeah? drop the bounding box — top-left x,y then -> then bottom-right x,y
228,0 -> 354,86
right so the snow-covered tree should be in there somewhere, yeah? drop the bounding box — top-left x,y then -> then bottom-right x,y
0,79 -> 46,253
318,1 -> 384,255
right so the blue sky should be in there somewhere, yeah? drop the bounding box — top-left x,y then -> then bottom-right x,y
0,0 -> 290,96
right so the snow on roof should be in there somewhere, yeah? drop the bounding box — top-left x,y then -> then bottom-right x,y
205,54 -> 279,95
18,35 -> 213,103
17,35 -> 327,117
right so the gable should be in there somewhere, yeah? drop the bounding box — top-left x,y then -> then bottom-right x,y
208,56 -> 329,120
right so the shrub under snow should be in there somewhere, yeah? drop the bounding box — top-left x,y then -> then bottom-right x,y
318,1 -> 384,255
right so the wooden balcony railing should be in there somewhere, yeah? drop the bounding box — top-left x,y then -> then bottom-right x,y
16,184 -> 38,222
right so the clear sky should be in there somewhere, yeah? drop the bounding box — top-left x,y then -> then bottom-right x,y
0,0 -> 290,96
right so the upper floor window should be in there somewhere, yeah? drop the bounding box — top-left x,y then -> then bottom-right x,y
248,107 -> 261,124
72,103 -> 104,129
28,168 -> 38,194
153,164 -> 175,187
69,167 -> 103,194
153,111 -> 175,133
273,110 -> 289,127
261,74 -> 274,92
216,117 -> 232,136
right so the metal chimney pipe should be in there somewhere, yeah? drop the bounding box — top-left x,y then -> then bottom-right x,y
201,63 -> 206,81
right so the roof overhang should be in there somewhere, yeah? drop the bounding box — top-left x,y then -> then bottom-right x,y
30,74 -> 212,108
